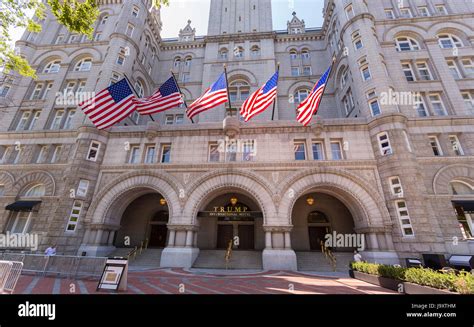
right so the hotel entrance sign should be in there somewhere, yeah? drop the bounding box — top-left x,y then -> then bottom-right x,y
198,206 -> 263,219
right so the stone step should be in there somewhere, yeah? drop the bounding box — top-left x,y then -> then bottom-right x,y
296,252 -> 353,272
130,249 -> 163,267
193,250 -> 262,270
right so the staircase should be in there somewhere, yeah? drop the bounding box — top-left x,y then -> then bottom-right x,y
108,248 -> 163,269
193,250 -> 262,270
296,252 -> 353,272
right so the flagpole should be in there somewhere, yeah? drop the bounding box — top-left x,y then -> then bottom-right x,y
123,74 -> 155,122
271,62 -> 280,121
170,70 -> 194,124
223,64 -> 233,117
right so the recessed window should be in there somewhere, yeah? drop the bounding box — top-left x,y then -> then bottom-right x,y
294,89 -> 310,104
294,141 -> 306,161
160,144 -> 171,163
77,180 -> 90,197
312,142 -> 324,160
330,141 -> 343,160
435,5 -> 447,15
50,110 -> 64,130
399,8 -> 413,18
51,145 -> 62,163
418,6 -> 430,17
291,67 -> 300,77
65,200 -> 83,232
100,15 -> 109,25
462,58 -> 474,76
377,132 -> 392,156
345,4 -> 354,19
429,94 -> 447,116
125,23 -> 134,37
446,60 -> 461,79
449,135 -> 464,156
6,212 -> 33,234
352,31 -> 363,50
289,49 -> 298,60
396,201 -> 415,237
55,34 -> 64,44
369,99 -> 381,117
429,136 -> 443,156
219,48 -> 228,60
416,62 -> 433,81
25,184 -> 46,197
226,142 -> 237,162
43,60 -> 61,73
438,34 -> 463,49
145,145 -> 156,164
301,49 -> 310,59
74,58 -> 92,72
385,9 -> 395,19
461,91 -> 474,115
303,66 -> 312,76
36,146 -> 48,164
132,6 -> 139,17
117,48 -> 127,65
402,63 -> 416,82
86,141 -> 101,162
396,37 -> 420,52
128,146 -> 141,164
242,141 -> 256,162
389,177 -> 404,196
209,143 -> 221,162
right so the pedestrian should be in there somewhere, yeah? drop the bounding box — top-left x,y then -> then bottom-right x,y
44,244 -> 57,256
353,250 -> 362,262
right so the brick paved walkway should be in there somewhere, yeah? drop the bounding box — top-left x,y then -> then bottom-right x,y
12,269 -> 396,295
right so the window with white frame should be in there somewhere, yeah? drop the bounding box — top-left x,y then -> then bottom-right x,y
449,135 -> 464,156
402,63 -> 416,81
345,4 -> 354,19
301,49 -> 310,59
429,93 -> 447,116
399,8 -> 413,18
12,148 -> 21,164
55,34 -> 64,44
294,89 -> 310,105
110,72 -> 121,86
74,58 -> 92,72
160,144 -> 171,163
65,200 -> 82,232
396,201 -> 414,236
377,132 -> 392,156
125,23 -> 134,37
16,110 -> 40,131
68,34 -> 79,43
234,46 -> 244,59
289,49 -> 298,60
209,143 -> 221,162
389,176 -> 404,196
77,179 -> 89,197
416,62 -> 433,81
219,48 -> 228,60
50,109 -> 64,130
359,57 -> 371,81
368,97 -> 381,116
385,9 -> 394,19
294,141 -> 306,160
438,34 -> 463,49
134,80 -> 144,97
132,5 -> 139,17
418,6 -> 430,17
352,31 -> 363,50
128,146 -> 140,164
116,48 -> 127,65
303,66 -> 312,76
145,145 -> 156,164
36,146 -> 48,164
50,145 -> 62,163
94,32 -> 102,41
291,67 -> 300,77
30,83 -> 44,100
312,142 -> 324,160
100,15 -> 108,25
86,141 -> 100,161
435,5 -> 447,15
64,109 -> 76,129
330,141 -> 343,160
396,37 -> 420,52
447,60 -> 461,79
461,91 -> 474,115
462,58 -> 474,76
429,136 -> 443,156
6,211 -> 34,234
43,60 -> 61,73
25,184 -> 46,197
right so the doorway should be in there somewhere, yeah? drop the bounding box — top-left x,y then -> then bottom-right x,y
149,225 -> 168,248
217,225 -> 233,249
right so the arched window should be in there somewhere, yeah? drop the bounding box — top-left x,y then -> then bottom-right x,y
43,60 -> 61,73
173,57 -> 181,68
307,211 -> 330,224
340,68 -> 349,88
437,33 -> 463,49
25,184 -> 46,197
234,46 -> 244,59
451,181 -> 474,195
74,58 -> 92,72
294,89 -> 310,104
219,48 -> 228,60
229,79 -> 250,102
100,15 -> 109,25
184,56 -> 192,67
145,36 -> 150,49
301,49 -> 310,59
395,37 -> 420,51
290,49 -> 298,60
134,80 -> 144,97
250,45 -> 260,57
151,47 -> 156,61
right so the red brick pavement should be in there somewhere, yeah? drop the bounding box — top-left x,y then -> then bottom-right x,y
11,269 -> 397,295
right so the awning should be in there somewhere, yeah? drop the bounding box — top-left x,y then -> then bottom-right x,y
452,200 -> 474,213
5,201 -> 41,212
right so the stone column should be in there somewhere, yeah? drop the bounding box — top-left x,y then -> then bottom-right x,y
262,225 -> 297,271
168,230 -> 176,247
160,224 -> 200,268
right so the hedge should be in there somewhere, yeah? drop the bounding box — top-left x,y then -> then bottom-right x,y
351,262 -> 474,294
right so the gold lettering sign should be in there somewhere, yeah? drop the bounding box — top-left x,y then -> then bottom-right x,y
213,206 -> 249,213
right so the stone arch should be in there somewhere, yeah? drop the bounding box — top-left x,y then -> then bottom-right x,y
85,171 -> 182,226
428,21 -> 473,39
13,171 -> 56,197
183,170 -> 276,225
69,47 -> 103,63
433,164 -> 474,195
334,59 -> 349,91
226,69 -> 258,86
0,172 -> 15,196
278,168 -> 390,229
287,81 -> 315,96
383,24 -> 429,42
31,51 -> 68,66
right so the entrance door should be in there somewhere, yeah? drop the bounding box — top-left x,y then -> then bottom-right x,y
149,225 -> 168,248
238,225 -> 255,250
217,225 -> 234,249
308,227 -> 328,251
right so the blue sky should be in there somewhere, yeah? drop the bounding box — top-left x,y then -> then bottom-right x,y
161,0 -> 325,38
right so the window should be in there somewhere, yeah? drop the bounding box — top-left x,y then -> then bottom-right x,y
43,60 -> 61,73
74,58 -> 92,72
385,9 -> 394,19
290,50 -> 298,60
182,73 -> 190,83
134,81 -> 144,97
301,49 -> 310,59
209,143 -> 220,162
438,34 -> 463,49
132,6 -> 139,17
369,99 -> 381,117
345,4 -> 354,19
234,46 -> 244,59
86,141 -> 100,161
174,57 -> 181,68
94,32 -> 102,41
0,147 -> 11,164
50,110 -> 64,130
399,8 -> 413,18
449,135 -> 464,156
12,147 -> 21,164
250,46 -> 260,57
291,67 -> 300,77
396,37 -> 420,52
416,62 -> 433,81
63,110 -> 76,129
0,82 -> 10,97
402,63 -> 416,82
294,142 -> 306,160
429,136 -> 443,156
396,201 -> 414,236
36,146 -> 48,164
229,80 -> 250,102
6,212 -> 33,234
389,177 -> 403,196
359,58 -> 371,81
312,142 -> 324,160
43,83 -> 53,99
55,34 -> 64,44
462,59 -> 474,76
242,141 -> 255,161
16,112 -> 30,131
175,115 -> 184,125
25,184 -> 46,197
461,92 -> 474,115
165,115 -> 174,125
377,132 -> 392,156
447,60 -> 461,79
65,200 -> 82,232
100,15 -> 109,25
0,185 -> 4,196
126,23 -> 134,37
160,144 -> 171,163
30,83 -> 44,100
294,89 -> 310,104
128,146 -> 140,164
331,141 -> 343,160
145,146 -> 156,164
77,180 -> 89,197
414,95 -> 428,117
51,145 -> 61,163
418,6 -> 430,17
429,94 -> 447,116
435,5 -> 447,15
219,49 -> 228,60
225,141 -> 237,162
68,34 -> 79,43
352,31 -> 363,50
341,69 -> 348,88
303,66 -> 312,76
116,48 -> 127,65
110,72 -> 121,86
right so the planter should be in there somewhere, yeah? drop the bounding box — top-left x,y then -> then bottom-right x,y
403,282 -> 457,295
353,271 -> 401,291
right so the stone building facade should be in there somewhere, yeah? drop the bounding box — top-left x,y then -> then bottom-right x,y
0,0 -> 473,270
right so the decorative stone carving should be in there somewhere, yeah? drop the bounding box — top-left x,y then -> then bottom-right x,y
145,121 -> 160,140
310,116 -> 325,136
223,115 -> 240,138
179,20 -> 196,42
287,12 -> 306,34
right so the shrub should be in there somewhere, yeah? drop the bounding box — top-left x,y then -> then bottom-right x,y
378,265 -> 407,280
404,268 -> 458,292
351,262 -> 381,276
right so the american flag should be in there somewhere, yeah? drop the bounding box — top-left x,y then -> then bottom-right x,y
241,71 -> 279,122
296,65 -> 332,126
79,79 -> 137,130
187,73 -> 228,120
134,76 -> 184,115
